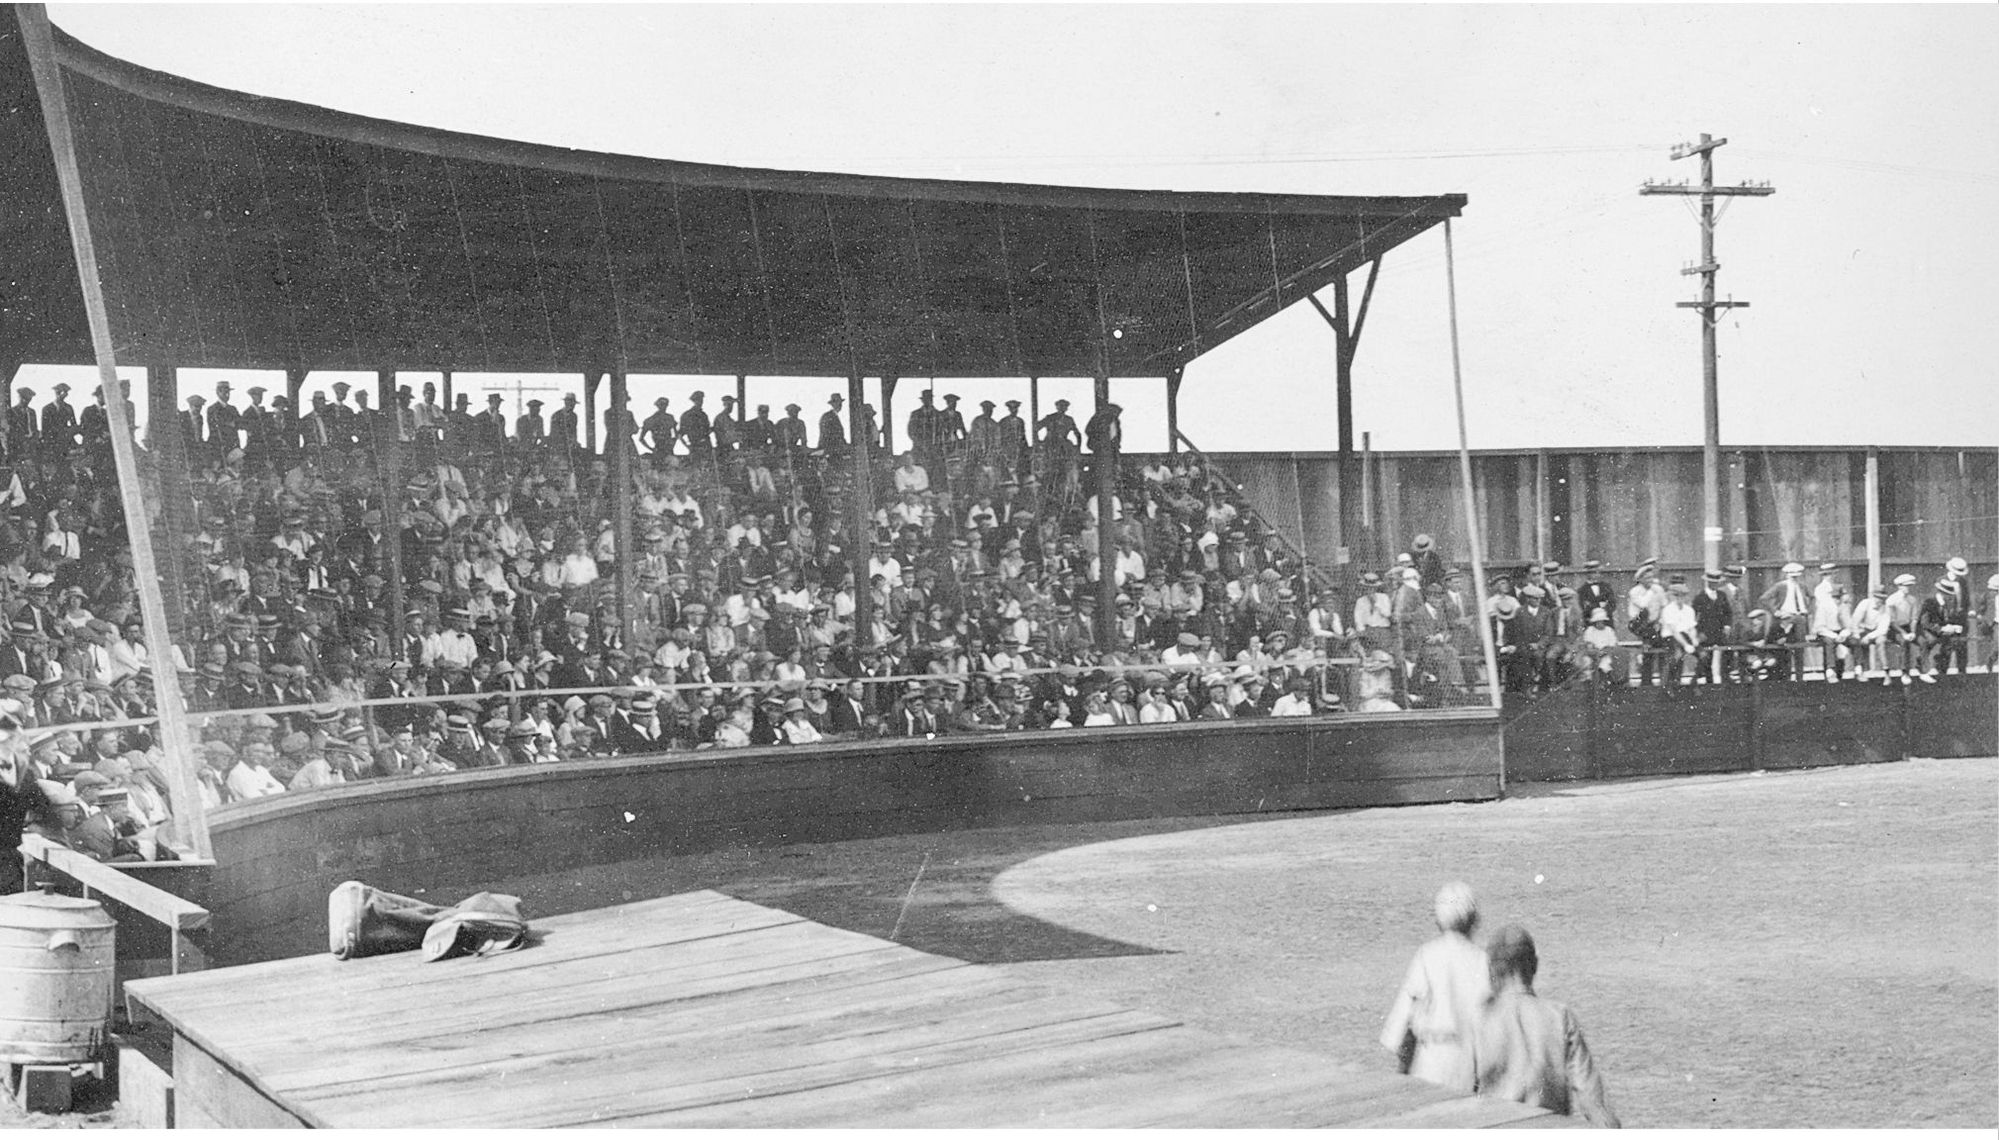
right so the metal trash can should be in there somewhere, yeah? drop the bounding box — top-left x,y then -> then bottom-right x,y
0,889 -> 116,1064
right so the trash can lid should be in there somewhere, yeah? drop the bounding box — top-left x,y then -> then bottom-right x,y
0,889 -> 114,930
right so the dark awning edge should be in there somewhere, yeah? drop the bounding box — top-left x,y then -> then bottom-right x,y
52,24 -> 1464,223
17,10 -> 1465,379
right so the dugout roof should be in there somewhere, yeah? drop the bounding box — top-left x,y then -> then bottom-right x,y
3,9 -> 1463,379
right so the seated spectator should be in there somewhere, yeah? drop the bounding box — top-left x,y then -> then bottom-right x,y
1271,675 -> 1316,717
226,741 -> 287,801
1355,649 -> 1404,712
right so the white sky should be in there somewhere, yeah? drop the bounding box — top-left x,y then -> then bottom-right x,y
30,2 -> 1999,453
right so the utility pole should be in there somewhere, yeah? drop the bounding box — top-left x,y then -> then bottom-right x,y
1640,134 -> 1773,574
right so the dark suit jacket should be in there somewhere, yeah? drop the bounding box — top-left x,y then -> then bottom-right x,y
1917,594 -> 1966,640
829,696 -> 869,735
1692,590 -> 1733,644
1402,602 -> 1453,655
612,713 -> 665,755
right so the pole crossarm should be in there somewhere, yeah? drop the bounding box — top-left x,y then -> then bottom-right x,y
1639,184 -> 1778,198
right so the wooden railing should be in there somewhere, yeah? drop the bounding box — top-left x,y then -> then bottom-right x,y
18,836 -> 211,977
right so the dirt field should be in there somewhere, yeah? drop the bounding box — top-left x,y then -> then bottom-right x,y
8,756 -> 1991,1128
483,756 -> 1996,1129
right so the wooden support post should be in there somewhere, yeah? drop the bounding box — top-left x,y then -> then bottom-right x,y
1310,259 -> 1379,569
1165,368 -> 1183,454
1332,274 -> 1358,567
1534,449 -> 1550,563
0,361 -> 14,463
374,370 -> 407,668
880,376 -> 898,456
583,371 -> 600,454
609,366 -> 636,646
440,369 -> 454,412
1093,375 -> 1117,650
847,374 -> 874,650
143,366 -> 194,653
283,367 -> 304,437
1029,377 -> 1040,450
18,4 -> 211,857
375,369 -> 395,419
1725,451 -> 1749,565
1361,430 -> 1375,548
144,365 -> 174,452
736,375 -> 748,424
1864,447 -> 1882,592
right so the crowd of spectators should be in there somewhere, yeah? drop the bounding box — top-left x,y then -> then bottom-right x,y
0,376 -> 1990,856
0,378 -> 1403,831
1480,554 -> 1988,691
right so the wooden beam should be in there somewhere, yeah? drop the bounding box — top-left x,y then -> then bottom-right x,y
19,836 -> 210,932
1331,276 -> 1357,567
880,376 -> 898,456
847,374 -> 874,652
1331,275 -> 1355,456
18,6 -> 212,859
583,371 -> 600,454
284,366 -> 304,437
143,365 -> 200,656
1864,447 -> 1882,592
1093,375 -> 1117,650
1165,369 -> 1182,455
1028,377 -> 1040,461
1534,449 -> 1550,563
610,365 -> 636,646
1350,255 -> 1384,349
0,360 -> 14,463
375,369 -> 408,661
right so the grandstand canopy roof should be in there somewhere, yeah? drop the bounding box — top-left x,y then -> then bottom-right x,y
4,10 -> 1463,380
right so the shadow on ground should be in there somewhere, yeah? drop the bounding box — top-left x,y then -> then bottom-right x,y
456,812 -> 1328,965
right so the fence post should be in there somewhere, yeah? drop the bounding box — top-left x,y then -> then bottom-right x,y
1746,678 -> 1764,772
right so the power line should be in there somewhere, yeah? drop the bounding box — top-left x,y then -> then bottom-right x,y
1731,148 -> 1999,187
744,143 -> 1670,171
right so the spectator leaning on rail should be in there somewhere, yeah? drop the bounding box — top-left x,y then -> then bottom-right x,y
1690,570 -> 1733,684
1758,562 -> 1813,681
1810,564 -> 1854,683
1848,582 -> 1893,682
1916,576 -> 1968,680
1624,559 -> 1666,686
1882,573 -> 1921,684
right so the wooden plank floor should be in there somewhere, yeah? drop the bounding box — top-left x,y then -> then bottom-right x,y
127,890 -> 1554,1129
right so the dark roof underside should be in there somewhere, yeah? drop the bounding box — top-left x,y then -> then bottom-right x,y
5,11 -> 1462,379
